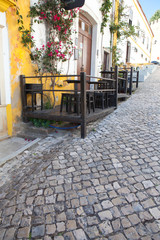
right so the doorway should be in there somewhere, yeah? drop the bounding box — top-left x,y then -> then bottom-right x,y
77,14 -> 92,79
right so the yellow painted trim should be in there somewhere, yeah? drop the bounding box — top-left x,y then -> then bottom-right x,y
0,0 -> 15,12
130,36 -> 151,59
6,104 -> 12,136
113,0 -> 119,47
132,0 -> 153,38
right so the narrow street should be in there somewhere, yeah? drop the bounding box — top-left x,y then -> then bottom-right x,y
0,68 -> 160,239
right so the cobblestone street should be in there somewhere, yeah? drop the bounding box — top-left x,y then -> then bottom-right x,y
0,68 -> 160,239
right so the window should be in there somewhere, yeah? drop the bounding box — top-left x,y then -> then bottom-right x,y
103,51 -> 110,71
129,19 -> 132,26
129,9 -> 133,26
134,47 -> 138,52
142,34 -> 145,44
79,18 -> 92,35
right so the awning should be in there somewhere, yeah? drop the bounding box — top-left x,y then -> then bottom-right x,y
0,0 -> 16,12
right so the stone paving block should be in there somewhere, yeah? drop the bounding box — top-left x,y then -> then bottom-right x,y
4,228 -> 16,240
63,232 -> 75,240
17,227 -> 30,238
136,223 -> 150,237
142,180 -> 154,189
109,233 -> 127,240
31,225 -> 45,238
112,219 -> 121,232
121,218 -> 132,228
87,216 -> 99,225
101,200 -> 113,209
149,207 -> 160,219
11,211 -> 23,226
66,220 -> 77,230
99,220 -> 113,236
146,222 -> 160,233
73,229 -> 88,240
46,224 -> 56,234
0,229 -> 6,240
142,199 -> 156,209
98,210 -> 113,221
124,227 -> 140,239
86,225 -> 100,239
128,214 -> 141,225
57,222 -> 65,232
3,206 -> 16,216
121,205 -> 134,215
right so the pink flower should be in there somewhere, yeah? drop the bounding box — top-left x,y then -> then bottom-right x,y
48,52 -> 53,56
57,25 -> 61,31
31,36 -> 34,38
41,12 -> 44,14
53,15 -> 57,21
57,16 -> 60,20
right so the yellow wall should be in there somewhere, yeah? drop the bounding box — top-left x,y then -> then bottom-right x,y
6,1 -> 74,135
6,0 -> 34,129
113,0 -> 119,48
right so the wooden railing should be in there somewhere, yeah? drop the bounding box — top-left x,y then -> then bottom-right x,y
20,66 -> 118,138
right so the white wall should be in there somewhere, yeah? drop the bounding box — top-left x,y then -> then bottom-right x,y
30,0 -> 112,76
0,12 -> 11,105
118,0 -> 153,65
150,19 -> 160,62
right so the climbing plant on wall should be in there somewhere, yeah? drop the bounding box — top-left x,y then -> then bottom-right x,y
16,0 -> 78,75
110,0 -> 139,66
16,0 -> 79,108
100,0 -> 112,33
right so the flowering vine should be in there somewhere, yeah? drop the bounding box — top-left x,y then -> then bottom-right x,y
16,0 -> 79,108
16,0 -> 78,75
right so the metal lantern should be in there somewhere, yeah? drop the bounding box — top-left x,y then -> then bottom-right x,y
62,0 -> 85,10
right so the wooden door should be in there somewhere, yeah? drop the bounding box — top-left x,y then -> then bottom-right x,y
77,14 -> 92,79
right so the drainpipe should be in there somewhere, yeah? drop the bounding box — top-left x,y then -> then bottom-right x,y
110,0 -> 115,68
112,0 -> 119,66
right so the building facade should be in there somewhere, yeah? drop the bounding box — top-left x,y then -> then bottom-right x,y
116,0 -> 154,65
150,19 -> 160,62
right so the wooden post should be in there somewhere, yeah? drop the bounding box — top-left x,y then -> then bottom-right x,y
125,70 -> 128,94
129,67 -> 133,95
20,75 -> 27,122
80,72 -> 86,138
115,65 -> 118,109
136,70 -> 139,88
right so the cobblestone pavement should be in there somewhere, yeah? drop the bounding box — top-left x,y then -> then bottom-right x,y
0,68 -> 160,240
